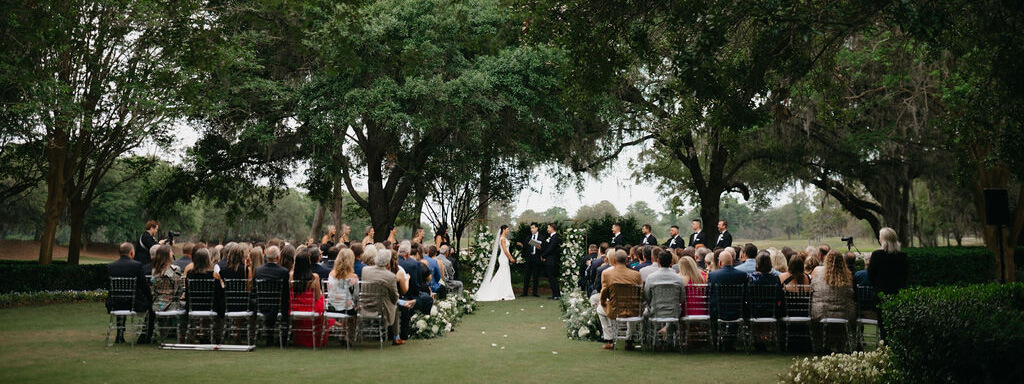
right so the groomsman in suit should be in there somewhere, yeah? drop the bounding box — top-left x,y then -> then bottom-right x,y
517,223 -> 544,297
539,223 -> 562,300
610,224 -> 624,247
640,224 -> 658,246
714,220 -> 733,249
663,225 -> 684,249
689,219 -> 707,248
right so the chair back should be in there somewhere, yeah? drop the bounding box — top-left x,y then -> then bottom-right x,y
223,279 -> 252,313
712,283 -> 747,321
684,284 -> 709,316
358,281 -> 387,319
289,279 -> 320,313
108,277 -> 137,311
782,285 -> 813,318
648,284 -> 683,319
749,283 -> 782,319
607,283 -> 642,319
255,279 -> 285,315
855,285 -> 878,319
186,278 -> 217,312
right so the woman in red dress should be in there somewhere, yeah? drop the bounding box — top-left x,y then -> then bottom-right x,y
289,250 -> 334,347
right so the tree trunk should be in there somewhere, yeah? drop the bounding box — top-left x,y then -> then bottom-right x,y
67,201 -> 87,265
968,162 -> 1021,282
330,178 -> 344,230
698,190 -> 723,244
310,202 -> 326,241
39,132 -> 70,265
476,157 -> 492,223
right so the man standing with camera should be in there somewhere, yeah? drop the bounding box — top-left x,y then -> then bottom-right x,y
135,220 -> 165,267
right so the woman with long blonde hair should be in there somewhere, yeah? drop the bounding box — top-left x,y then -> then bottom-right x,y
810,251 -> 856,351
678,256 -> 706,284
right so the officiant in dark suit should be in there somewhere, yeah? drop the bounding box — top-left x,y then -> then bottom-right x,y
689,219 -> 707,248
664,225 -> 684,249
539,223 -> 562,300
517,223 -> 544,297
713,220 -> 733,249
610,224 -> 624,247
640,224 -> 658,246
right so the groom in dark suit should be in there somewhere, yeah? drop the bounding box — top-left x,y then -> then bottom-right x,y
539,223 -> 562,300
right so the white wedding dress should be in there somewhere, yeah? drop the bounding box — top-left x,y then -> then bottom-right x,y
475,236 -> 516,301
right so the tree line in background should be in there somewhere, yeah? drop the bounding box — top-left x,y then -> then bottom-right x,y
1,0 -> 1021,280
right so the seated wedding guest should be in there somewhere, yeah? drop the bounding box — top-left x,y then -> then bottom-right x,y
811,251 -> 856,352
734,243 -> 759,274
185,248 -> 215,279
804,253 -> 820,277
173,242 -> 195,271
418,242 -> 443,293
769,248 -> 788,274
322,246 -> 339,270
209,244 -> 223,264
433,245 -> 463,294
361,249 -> 412,345
751,251 -> 782,286
705,250 -> 719,273
854,254 -> 871,287
678,256 -> 707,317
635,246 -> 654,272
254,245 -> 289,345
639,247 -> 662,283
107,242 -> 154,344
596,250 -> 642,351
695,247 -> 711,271
362,245 -> 378,267
328,248 -> 359,344
249,245 -> 265,276
644,250 -> 685,338
804,246 -> 819,263
307,247 -> 331,280
215,244 -> 251,282
779,254 -> 811,292
350,243 -> 366,278
289,252 -> 332,348
151,244 -> 184,313
279,244 -> 296,271
581,244 -> 599,291
586,247 -> 608,291
707,250 -> 748,350
590,248 -> 615,296
781,246 -> 796,261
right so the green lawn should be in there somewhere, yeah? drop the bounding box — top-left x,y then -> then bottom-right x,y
0,298 -> 796,383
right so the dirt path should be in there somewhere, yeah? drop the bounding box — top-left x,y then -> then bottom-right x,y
0,240 -> 119,264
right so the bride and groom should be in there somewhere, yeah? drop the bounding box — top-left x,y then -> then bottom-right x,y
476,223 -> 562,301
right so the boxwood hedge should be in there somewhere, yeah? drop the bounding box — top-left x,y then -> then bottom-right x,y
881,283 -> 1024,383
0,260 -> 109,293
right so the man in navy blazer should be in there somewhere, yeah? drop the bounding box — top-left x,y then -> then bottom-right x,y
107,242 -> 154,344
707,250 -> 749,321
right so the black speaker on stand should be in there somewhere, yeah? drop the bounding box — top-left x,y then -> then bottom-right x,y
984,189 -> 1010,283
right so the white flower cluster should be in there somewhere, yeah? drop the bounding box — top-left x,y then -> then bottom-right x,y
558,226 -> 587,292
407,290 -> 478,339
558,290 -> 602,341
779,343 -> 895,384
465,224 -> 496,291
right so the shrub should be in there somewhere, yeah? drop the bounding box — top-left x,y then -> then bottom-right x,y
0,260 -> 109,293
902,247 -> 995,286
779,344 -> 895,384
0,289 -> 108,308
881,283 -> 1024,383
582,214 -> 641,247
560,290 -> 602,341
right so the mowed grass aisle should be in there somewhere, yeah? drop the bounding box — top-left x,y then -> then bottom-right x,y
0,297 -> 793,383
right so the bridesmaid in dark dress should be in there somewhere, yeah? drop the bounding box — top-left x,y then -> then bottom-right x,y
434,223 -> 451,247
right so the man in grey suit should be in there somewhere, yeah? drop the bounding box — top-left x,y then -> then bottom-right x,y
643,251 -> 685,321
361,250 -> 414,345
433,245 -> 463,294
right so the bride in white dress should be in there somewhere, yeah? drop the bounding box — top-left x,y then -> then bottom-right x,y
475,225 -> 516,301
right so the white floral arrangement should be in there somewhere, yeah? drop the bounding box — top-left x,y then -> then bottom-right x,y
465,224 -> 496,292
408,290 -> 478,339
559,226 -> 587,292
779,343 -> 895,383
559,290 -> 602,341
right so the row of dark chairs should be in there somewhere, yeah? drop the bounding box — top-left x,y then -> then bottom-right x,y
105,277 -> 388,349
606,283 -> 878,353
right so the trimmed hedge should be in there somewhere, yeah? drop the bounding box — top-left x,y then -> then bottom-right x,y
881,283 -> 1024,383
0,289 -> 107,308
0,260 -> 109,293
903,247 -> 996,286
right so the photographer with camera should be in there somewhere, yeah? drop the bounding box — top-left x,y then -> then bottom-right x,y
135,220 -> 172,267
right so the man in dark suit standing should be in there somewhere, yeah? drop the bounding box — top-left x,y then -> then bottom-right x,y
713,220 -> 733,249
255,245 -> 289,346
539,223 -> 562,300
517,223 -> 544,297
107,242 -> 153,344
663,226 -> 684,249
610,224 -> 624,247
640,224 -> 658,246
134,220 -> 163,267
689,219 -> 707,248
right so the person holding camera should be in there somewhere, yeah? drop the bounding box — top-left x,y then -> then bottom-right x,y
135,220 -> 167,267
